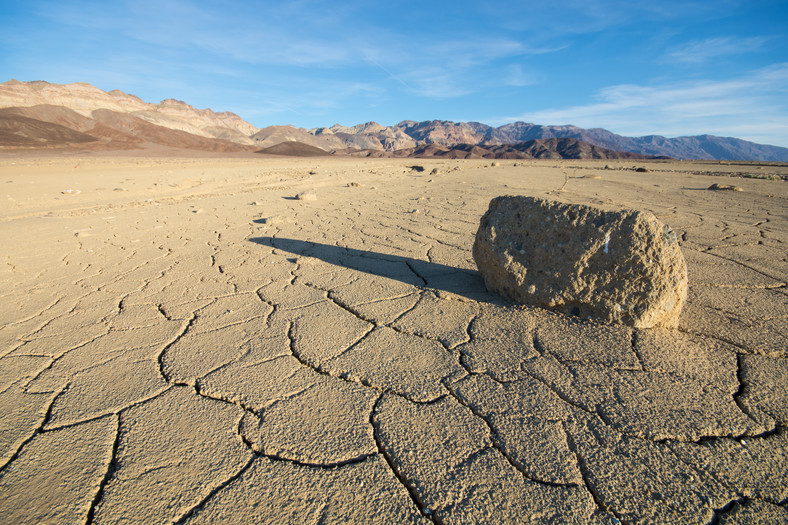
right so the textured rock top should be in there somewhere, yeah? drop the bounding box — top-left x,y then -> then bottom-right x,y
473,195 -> 688,328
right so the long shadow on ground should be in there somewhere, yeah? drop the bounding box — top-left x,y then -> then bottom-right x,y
249,236 -> 499,302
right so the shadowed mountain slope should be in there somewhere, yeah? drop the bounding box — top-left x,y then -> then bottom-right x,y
393,138 -> 653,160
0,112 -> 98,146
256,141 -> 330,156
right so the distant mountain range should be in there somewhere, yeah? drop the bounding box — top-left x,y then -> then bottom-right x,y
257,138 -> 653,160
2,79 -> 787,161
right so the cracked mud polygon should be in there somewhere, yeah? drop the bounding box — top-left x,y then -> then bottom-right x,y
1,156 -> 786,524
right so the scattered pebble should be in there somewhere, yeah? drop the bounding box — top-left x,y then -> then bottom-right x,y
347,182 -> 362,187
296,191 -> 317,201
430,168 -> 440,175
708,183 -> 743,191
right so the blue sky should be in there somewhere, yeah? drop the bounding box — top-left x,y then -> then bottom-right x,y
1,0 -> 787,146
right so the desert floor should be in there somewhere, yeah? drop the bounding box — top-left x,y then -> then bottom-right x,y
0,154 -> 786,524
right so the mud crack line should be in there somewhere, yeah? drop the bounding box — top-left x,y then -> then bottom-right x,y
85,413 -> 122,524
446,387 -> 577,489
562,422 -> 630,525
370,394 -> 440,524
172,455 -> 257,525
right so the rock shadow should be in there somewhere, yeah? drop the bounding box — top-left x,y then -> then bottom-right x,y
249,236 -> 497,302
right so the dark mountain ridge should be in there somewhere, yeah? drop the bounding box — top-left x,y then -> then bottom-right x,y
392,138 -> 654,160
375,120 -> 788,162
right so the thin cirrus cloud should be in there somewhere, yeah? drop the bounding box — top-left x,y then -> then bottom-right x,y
503,63 -> 788,145
369,38 -> 537,98
503,65 -> 536,88
482,0 -> 738,35
664,36 -> 772,63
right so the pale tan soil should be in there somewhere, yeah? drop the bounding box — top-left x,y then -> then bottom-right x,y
0,155 -> 786,524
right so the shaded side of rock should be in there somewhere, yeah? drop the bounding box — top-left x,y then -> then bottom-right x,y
472,196 -> 688,328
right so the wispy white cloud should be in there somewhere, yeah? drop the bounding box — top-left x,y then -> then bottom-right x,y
503,65 -> 536,87
501,63 -> 788,146
228,78 -> 386,125
375,38 -> 534,98
664,36 -> 771,63
397,67 -> 474,98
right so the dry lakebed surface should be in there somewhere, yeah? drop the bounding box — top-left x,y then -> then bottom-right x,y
0,155 -> 786,524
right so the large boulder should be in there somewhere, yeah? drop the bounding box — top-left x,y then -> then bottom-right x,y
472,196 -> 688,328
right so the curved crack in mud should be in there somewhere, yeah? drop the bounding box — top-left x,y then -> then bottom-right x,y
446,386 -> 579,489
370,395 -> 440,524
562,422 -> 630,524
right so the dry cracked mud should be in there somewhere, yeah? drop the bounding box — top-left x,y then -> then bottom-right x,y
0,155 -> 786,524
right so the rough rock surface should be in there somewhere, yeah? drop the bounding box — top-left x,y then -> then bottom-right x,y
473,196 -> 688,328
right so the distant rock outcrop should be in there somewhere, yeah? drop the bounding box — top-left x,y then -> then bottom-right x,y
473,196 -> 688,328
308,118 -> 788,161
251,125 -> 342,151
88,109 -> 249,151
0,104 -> 250,152
394,120 -> 491,147
0,79 -> 258,145
310,122 -> 416,152
392,120 -> 788,161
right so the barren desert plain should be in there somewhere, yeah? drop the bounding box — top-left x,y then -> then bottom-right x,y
0,151 -> 786,524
